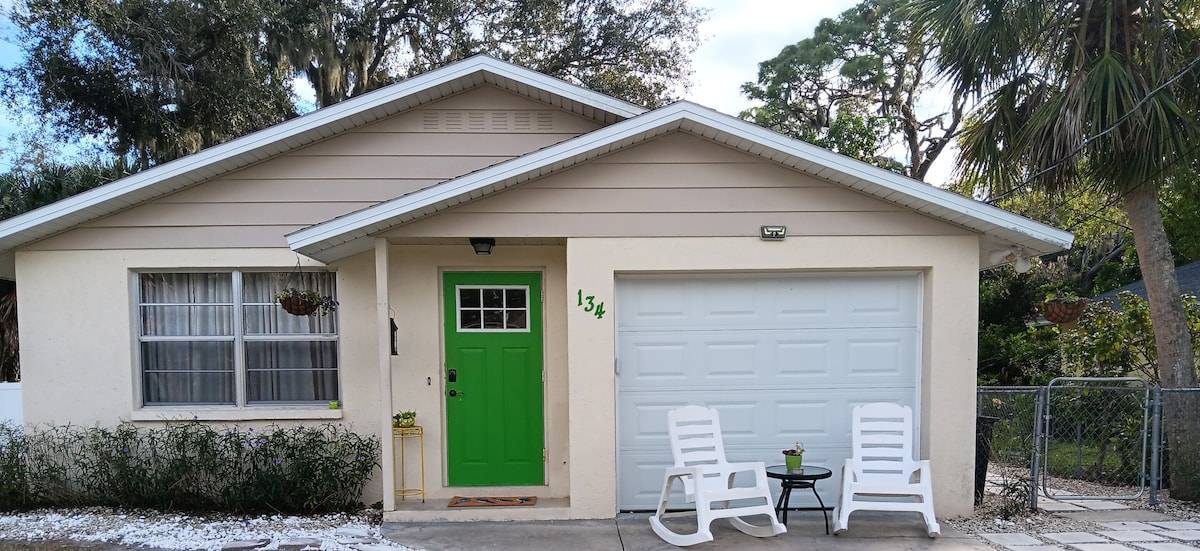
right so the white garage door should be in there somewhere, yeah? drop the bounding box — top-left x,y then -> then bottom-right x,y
616,273 -> 922,511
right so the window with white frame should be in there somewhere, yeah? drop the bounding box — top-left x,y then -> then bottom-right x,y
137,271 -> 338,406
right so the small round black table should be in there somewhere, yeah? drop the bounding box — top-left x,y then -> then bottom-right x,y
765,464 -> 833,534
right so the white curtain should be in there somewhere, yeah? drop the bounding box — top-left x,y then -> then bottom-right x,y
140,271 -> 338,406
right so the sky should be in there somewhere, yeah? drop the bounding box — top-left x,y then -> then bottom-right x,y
0,1 -> 927,175
687,0 -> 858,115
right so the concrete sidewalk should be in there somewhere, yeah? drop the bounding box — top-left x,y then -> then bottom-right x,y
382,511 -> 993,551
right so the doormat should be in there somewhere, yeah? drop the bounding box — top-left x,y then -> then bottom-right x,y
447,496 -> 537,508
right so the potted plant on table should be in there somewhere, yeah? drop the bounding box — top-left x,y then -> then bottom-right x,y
782,442 -> 805,472
392,410 -> 417,428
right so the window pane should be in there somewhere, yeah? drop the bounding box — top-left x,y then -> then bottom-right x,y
506,289 -> 526,308
505,311 -> 527,329
246,369 -> 338,403
140,341 -> 235,405
140,273 -> 231,303
243,305 -> 337,335
460,310 -> 481,329
245,341 -> 338,403
483,310 -> 504,329
243,271 -> 337,335
143,372 -> 235,405
141,305 -> 233,336
459,288 -> 480,308
483,288 -> 504,308
141,341 -> 234,371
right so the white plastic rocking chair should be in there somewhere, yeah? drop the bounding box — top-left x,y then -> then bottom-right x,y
831,402 -> 940,537
648,405 -> 787,547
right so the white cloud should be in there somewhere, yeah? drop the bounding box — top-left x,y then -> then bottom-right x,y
685,0 -> 859,115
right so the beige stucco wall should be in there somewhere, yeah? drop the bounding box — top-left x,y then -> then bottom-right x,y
382,244 -> 570,503
15,247 -> 388,501
563,235 -> 979,518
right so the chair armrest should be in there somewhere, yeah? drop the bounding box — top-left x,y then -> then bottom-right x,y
663,465 -> 704,478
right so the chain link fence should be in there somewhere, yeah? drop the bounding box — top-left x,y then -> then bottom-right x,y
977,380 -> 1200,510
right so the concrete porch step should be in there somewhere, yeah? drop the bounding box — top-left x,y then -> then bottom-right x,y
384,497 -> 571,522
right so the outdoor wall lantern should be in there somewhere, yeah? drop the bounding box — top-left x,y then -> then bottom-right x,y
470,237 -> 496,255
760,225 -> 787,240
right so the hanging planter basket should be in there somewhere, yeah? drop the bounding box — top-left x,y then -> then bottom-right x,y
274,259 -> 337,317
1039,299 -> 1089,324
279,294 -> 320,316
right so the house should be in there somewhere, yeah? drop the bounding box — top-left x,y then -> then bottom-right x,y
1093,259 -> 1200,305
0,56 -> 1072,521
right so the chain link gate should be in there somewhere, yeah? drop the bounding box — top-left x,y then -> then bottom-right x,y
1037,377 -> 1150,501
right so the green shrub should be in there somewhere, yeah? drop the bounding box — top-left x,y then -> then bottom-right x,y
0,420 -> 379,513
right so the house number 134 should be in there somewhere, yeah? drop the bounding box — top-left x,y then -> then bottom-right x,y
576,290 -> 607,319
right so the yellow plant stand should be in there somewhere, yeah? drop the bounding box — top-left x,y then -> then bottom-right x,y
393,426 -> 425,502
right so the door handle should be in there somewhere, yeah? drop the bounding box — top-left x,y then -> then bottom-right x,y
448,389 -> 463,397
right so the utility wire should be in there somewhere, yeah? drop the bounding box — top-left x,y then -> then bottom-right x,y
984,55 -> 1200,205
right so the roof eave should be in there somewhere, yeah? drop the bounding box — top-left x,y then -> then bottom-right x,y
290,102 -> 1074,265
0,55 -> 645,258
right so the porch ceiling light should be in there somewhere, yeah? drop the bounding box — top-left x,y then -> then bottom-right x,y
470,237 -> 495,255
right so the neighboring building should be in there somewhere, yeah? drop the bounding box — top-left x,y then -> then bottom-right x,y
0,56 -> 1072,521
1093,260 -> 1200,305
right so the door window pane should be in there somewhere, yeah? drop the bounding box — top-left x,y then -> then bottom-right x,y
457,286 -> 530,332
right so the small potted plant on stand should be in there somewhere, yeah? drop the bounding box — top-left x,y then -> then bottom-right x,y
782,442 -> 805,472
392,410 -> 417,428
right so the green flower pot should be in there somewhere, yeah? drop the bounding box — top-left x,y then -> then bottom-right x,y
784,454 -> 803,470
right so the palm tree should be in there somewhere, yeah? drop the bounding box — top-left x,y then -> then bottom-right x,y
911,0 -> 1200,500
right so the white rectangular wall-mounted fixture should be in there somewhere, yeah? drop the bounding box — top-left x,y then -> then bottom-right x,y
760,226 -> 787,240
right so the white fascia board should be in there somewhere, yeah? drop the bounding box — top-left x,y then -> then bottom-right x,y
291,101 -> 1073,259
0,55 -> 644,252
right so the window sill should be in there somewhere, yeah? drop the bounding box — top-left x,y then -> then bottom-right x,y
129,407 -> 344,422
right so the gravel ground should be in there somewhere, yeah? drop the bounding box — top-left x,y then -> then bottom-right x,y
949,465 -> 1200,549
0,508 -> 412,551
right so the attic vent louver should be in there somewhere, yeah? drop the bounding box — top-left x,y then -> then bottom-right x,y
420,111 -> 556,132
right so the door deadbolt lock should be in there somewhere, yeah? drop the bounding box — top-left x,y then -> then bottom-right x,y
448,369 -> 457,383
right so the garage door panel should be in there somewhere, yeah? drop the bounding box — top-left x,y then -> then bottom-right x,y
618,275 -> 918,330
616,274 -> 921,511
845,333 -> 917,377
620,330 -> 916,389
619,388 -> 914,450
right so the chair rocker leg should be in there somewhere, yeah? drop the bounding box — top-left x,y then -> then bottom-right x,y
922,508 -> 941,537
647,477 -> 715,547
726,503 -> 787,539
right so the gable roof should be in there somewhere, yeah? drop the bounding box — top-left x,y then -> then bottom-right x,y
1093,259 -> 1200,305
0,55 -> 646,278
287,101 -> 1074,265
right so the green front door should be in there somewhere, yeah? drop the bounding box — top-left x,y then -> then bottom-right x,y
443,272 -> 544,486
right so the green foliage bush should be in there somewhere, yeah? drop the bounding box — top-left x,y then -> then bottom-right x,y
1060,291 -> 1200,383
0,421 -> 379,513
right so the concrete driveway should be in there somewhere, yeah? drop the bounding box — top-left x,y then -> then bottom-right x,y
382,511 -> 993,551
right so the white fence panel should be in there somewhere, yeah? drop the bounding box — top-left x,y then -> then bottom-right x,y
0,382 -> 22,426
